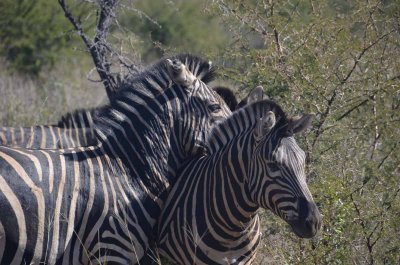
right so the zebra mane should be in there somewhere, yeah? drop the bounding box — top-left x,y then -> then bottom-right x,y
93,54 -> 216,141
118,54 -> 216,93
206,100 -> 289,152
212,86 -> 238,111
55,108 -> 100,128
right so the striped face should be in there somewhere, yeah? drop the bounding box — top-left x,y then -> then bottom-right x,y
249,113 -> 321,238
165,59 -> 231,156
180,79 -> 231,155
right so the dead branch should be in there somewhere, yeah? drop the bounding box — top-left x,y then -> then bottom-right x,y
58,0 -> 120,100
311,28 -> 396,148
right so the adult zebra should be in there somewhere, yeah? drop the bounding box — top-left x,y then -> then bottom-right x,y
0,89 -> 236,149
0,55 -> 231,264
157,99 -> 321,264
0,109 -> 98,149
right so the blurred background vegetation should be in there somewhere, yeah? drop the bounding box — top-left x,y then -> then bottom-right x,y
0,0 -> 399,264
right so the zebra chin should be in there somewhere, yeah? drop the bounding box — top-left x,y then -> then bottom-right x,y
287,198 -> 322,238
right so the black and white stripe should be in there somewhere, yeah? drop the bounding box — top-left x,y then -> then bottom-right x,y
0,85 -> 255,150
0,54 -> 231,264
0,109 -> 98,149
157,99 -> 321,265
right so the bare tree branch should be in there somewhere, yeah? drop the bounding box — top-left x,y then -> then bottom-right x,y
350,193 -> 375,265
312,28 -> 396,148
58,0 -> 92,49
93,0 -> 119,95
336,98 -> 369,122
58,0 -> 120,100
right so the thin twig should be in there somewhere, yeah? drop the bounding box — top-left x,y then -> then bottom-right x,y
58,0 -> 118,99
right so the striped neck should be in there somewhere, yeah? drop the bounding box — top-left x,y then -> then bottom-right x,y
89,55 -> 221,202
94,84 -> 191,197
94,54 -> 216,144
201,100 -> 289,228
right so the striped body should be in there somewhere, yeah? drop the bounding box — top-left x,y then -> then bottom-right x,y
0,55 -> 231,264
0,145 -> 141,264
0,109 -> 97,149
0,125 -> 96,149
158,100 -> 321,264
0,88 -> 238,150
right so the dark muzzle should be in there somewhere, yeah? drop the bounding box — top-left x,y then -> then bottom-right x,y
289,197 -> 321,238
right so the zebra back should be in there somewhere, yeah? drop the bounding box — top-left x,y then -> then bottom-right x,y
55,108 -> 98,128
0,109 -> 98,149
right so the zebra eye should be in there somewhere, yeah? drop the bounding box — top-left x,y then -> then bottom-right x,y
208,104 -> 222,113
267,162 -> 279,171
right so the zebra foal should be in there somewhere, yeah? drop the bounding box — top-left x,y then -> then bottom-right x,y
0,54 -> 231,264
157,98 -> 321,264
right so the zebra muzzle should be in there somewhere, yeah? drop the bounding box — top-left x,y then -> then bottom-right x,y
288,197 -> 321,238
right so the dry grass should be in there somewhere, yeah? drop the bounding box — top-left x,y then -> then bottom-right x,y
0,57 -> 107,126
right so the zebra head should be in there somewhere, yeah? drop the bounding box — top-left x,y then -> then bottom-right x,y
247,101 -> 321,238
93,54 -> 232,179
164,57 -> 232,155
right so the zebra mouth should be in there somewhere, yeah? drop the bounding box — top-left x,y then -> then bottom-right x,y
287,198 -> 322,238
289,219 -> 320,238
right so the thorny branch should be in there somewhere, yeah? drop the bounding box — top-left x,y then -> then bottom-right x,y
93,0 -> 119,94
378,142 -> 399,169
58,0 -> 117,99
350,193 -> 375,265
58,0 -> 140,100
336,98 -> 370,122
350,182 -> 400,265
311,27 -> 396,148
58,0 -> 92,50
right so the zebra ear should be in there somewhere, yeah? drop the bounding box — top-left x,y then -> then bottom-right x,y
254,111 -> 276,139
288,114 -> 315,134
237,86 -> 265,109
247,86 -> 265,103
166,59 -> 195,92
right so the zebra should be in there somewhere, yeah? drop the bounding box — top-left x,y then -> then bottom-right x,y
0,54 -> 231,264
0,88 -> 233,150
0,109 -> 98,149
157,98 -> 321,264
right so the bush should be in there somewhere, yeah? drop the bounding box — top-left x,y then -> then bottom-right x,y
0,0 -> 95,75
120,0 -> 228,62
211,0 -> 400,263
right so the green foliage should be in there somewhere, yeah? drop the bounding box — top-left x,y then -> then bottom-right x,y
0,0 -> 69,75
120,0 -> 228,61
211,0 -> 400,263
0,0 -> 96,76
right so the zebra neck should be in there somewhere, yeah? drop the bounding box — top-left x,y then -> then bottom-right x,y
95,93 -> 190,203
203,150 -> 259,232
